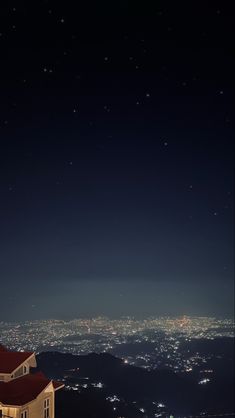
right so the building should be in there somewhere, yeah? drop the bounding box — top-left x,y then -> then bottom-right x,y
0,344 -> 64,418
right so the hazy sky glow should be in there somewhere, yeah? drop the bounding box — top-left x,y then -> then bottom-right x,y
0,2 -> 234,320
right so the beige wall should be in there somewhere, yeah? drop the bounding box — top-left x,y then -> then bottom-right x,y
25,383 -> 54,418
0,354 -> 36,383
0,374 -> 11,382
0,404 -> 19,417
0,359 -> 33,382
0,382 -> 55,418
13,360 -> 31,380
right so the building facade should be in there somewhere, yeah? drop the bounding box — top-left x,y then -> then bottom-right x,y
0,344 -> 63,418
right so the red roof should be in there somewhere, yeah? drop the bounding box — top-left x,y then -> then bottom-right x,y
52,380 -> 65,391
0,351 -> 34,373
0,372 -> 63,406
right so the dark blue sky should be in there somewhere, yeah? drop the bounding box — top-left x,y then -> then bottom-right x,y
0,1 -> 234,320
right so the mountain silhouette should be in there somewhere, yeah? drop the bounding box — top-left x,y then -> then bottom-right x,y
36,351 -> 200,415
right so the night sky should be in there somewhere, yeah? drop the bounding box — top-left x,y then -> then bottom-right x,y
0,1 -> 234,321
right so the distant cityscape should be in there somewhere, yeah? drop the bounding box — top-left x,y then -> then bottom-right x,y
1,316 -> 234,416
0,316 -> 234,374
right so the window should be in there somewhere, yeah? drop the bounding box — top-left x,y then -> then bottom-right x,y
23,365 -> 27,374
0,409 -> 2,418
21,411 -> 27,418
44,398 -> 50,418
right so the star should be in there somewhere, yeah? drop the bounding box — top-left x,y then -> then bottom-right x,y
146,93 -> 150,98
60,18 -> 65,23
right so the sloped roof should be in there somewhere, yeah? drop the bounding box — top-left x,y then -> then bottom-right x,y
0,351 -> 34,374
52,380 -> 65,391
0,372 -> 64,406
